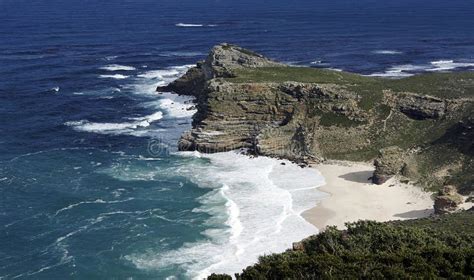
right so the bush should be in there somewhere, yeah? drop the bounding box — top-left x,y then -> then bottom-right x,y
208,212 -> 474,279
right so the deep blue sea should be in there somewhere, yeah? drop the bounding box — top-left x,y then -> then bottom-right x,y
1,0 -> 473,279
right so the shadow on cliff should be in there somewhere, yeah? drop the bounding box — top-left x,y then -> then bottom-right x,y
394,209 -> 433,219
338,171 -> 373,184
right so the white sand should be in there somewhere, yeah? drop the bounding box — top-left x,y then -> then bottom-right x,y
303,161 -> 435,230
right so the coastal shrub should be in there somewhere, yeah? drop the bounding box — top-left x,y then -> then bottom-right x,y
208,212 -> 474,279
207,273 -> 232,280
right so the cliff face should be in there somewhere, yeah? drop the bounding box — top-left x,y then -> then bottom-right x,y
158,43 -> 474,195
157,43 -> 282,98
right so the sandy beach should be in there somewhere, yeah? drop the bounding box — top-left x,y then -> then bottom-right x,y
303,161 -> 435,230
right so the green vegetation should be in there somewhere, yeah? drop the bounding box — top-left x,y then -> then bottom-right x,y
229,67 -> 474,99
229,67 -> 474,111
318,111 -> 366,127
229,67 -> 375,84
209,211 -> 474,279
385,72 -> 474,99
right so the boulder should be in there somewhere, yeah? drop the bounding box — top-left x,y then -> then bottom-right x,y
292,241 -> 305,251
434,185 -> 464,214
372,146 -> 405,184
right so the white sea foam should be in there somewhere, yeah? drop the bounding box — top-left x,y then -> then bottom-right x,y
66,64 -> 194,136
428,60 -> 474,72
176,23 -> 204,27
175,23 -> 217,28
100,64 -> 137,71
99,74 -> 129,80
367,59 -> 474,78
366,64 -> 428,78
125,151 -> 327,279
137,69 -> 180,79
65,112 -> 163,135
145,92 -> 196,118
372,50 -> 403,55
125,65 -> 193,96
159,51 -> 206,57
54,198 -> 135,216
103,55 -> 118,61
326,67 -> 343,72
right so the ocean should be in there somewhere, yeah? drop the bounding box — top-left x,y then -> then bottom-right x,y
0,0 -> 473,278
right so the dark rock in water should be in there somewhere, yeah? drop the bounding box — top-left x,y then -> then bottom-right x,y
372,146 -> 405,185
156,66 -> 207,96
177,131 -> 197,151
434,185 -> 464,214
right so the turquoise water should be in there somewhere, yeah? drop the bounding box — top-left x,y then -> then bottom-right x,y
1,0 -> 473,278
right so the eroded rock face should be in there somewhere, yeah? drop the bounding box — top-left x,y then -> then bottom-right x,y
157,43 -> 282,95
175,80 -> 310,160
391,92 -> 447,120
173,78 -> 373,163
203,43 -> 283,78
372,146 -> 406,184
434,185 -> 464,214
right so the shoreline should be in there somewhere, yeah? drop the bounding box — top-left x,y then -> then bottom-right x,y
303,161 -> 435,230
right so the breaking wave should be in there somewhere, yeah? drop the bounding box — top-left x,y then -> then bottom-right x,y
99,74 -> 129,80
366,59 -> 474,78
125,151 -> 327,279
175,23 -> 218,27
65,112 -> 163,135
66,64 -> 194,136
372,50 -> 403,55
100,64 -> 137,71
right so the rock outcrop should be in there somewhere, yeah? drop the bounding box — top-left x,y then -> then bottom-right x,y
372,146 -> 406,184
157,43 -> 282,96
388,92 -> 447,120
434,185 -> 464,214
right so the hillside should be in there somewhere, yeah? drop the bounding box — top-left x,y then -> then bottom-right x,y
208,210 -> 474,279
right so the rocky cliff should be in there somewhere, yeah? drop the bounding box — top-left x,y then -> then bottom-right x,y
158,43 -> 474,196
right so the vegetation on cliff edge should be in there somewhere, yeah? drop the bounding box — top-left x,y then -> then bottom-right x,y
208,211 -> 474,279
